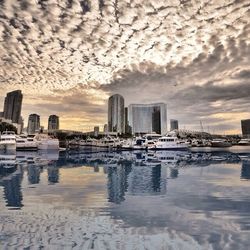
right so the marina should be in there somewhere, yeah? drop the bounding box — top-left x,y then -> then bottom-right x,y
1,130 -> 250,154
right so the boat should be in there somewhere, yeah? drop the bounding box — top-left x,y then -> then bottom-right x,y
34,134 -> 59,150
154,136 -> 189,150
96,137 -> 121,148
0,131 -> 16,151
79,137 -> 98,147
133,137 -> 147,150
144,133 -> 162,149
191,139 -> 211,147
211,139 -> 232,147
146,140 -> 156,149
238,139 -> 250,146
121,138 -> 134,150
16,135 -> 38,151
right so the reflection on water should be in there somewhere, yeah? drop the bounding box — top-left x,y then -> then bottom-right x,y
0,149 -> 250,249
1,168 -> 23,209
241,160 -> 250,180
47,166 -> 59,184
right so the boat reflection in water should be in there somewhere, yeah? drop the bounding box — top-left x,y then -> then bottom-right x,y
1,149 -> 250,249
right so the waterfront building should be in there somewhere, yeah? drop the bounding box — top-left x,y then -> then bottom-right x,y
18,116 -> 24,134
48,115 -> 59,131
170,119 -> 179,131
103,124 -> 108,133
94,126 -> 99,137
124,107 -> 132,134
128,103 -> 167,135
3,90 -> 23,124
27,114 -> 40,134
108,94 -> 125,134
241,119 -> 250,138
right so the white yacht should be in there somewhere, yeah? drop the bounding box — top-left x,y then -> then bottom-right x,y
238,139 -> 250,146
16,135 -> 38,151
133,138 -> 147,150
144,133 -> 162,149
0,131 -> 16,151
96,137 -> 120,148
121,138 -> 134,150
34,134 -> 59,150
154,136 -> 189,150
80,137 -> 98,147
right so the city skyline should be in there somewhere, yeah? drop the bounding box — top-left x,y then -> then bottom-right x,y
0,1 -> 250,133
0,89 -> 249,135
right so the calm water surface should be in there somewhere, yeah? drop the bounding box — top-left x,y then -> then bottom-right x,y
0,147 -> 250,250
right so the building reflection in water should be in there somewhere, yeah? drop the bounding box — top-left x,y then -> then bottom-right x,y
128,165 -> 167,196
0,167 -> 23,209
107,163 -> 132,204
27,165 -> 41,184
241,160 -> 250,180
1,151 -> 250,209
170,168 -> 179,179
47,166 -> 59,184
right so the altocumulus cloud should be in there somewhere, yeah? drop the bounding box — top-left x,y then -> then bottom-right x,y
0,0 -> 249,132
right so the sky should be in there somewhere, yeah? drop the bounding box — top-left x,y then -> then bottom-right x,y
0,0 -> 249,134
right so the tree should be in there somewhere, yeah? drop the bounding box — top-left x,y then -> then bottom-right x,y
0,122 -> 17,134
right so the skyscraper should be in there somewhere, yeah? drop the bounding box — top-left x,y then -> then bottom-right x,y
128,103 -> 167,135
27,114 -> 40,134
94,126 -> 99,137
124,107 -> 132,134
241,119 -> 250,138
170,119 -> 179,131
108,94 -> 125,134
3,90 -> 23,123
48,115 -> 59,131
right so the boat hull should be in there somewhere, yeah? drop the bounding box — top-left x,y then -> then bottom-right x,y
153,147 -> 189,151
211,142 -> 232,147
16,146 -> 38,151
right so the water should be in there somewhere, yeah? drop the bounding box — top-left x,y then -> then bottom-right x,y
0,148 -> 250,250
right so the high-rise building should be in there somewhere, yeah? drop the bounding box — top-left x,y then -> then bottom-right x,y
128,103 -> 167,135
3,90 -> 23,124
18,116 -> 24,134
170,119 -> 179,131
27,114 -> 40,134
94,126 -> 99,137
241,119 -> 250,138
124,107 -> 132,134
108,94 -> 125,134
103,124 -> 108,133
48,115 -> 59,131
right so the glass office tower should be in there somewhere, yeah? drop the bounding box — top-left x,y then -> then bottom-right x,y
108,94 -> 125,134
128,103 -> 167,135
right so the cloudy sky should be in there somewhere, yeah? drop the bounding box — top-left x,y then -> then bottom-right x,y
0,0 -> 249,133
